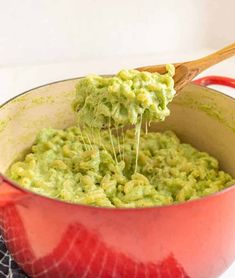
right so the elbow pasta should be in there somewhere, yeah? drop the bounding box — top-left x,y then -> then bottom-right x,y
8,127 -> 235,208
73,66 -> 175,129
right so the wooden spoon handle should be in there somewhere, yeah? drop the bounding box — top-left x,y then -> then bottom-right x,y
183,43 -> 235,73
137,43 -> 235,92
173,43 -> 235,91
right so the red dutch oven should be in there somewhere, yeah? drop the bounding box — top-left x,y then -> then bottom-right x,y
0,76 -> 235,278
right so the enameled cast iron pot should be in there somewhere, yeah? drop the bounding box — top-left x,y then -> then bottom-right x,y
0,76 -> 235,278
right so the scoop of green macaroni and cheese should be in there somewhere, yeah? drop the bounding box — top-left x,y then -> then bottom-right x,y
8,66 -> 235,208
73,65 -> 175,128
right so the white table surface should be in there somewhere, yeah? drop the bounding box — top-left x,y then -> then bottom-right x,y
0,53 -> 234,277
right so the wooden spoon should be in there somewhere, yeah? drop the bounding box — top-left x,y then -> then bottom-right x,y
136,43 -> 235,91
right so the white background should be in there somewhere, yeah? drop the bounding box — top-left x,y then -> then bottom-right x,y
0,0 -> 235,67
0,1 -> 235,277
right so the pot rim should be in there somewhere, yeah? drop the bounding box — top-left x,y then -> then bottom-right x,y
0,76 -> 235,211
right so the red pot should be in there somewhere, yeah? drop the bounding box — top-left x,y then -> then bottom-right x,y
0,76 -> 235,278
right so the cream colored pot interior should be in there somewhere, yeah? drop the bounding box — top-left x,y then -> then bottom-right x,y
0,79 -> 234,178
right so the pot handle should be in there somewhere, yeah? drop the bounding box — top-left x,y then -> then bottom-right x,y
193,76 -> 235,88
0,176 -> 26,207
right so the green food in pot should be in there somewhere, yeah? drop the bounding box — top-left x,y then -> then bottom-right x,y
7,66 -> 235,208
8,127 -> 234,208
